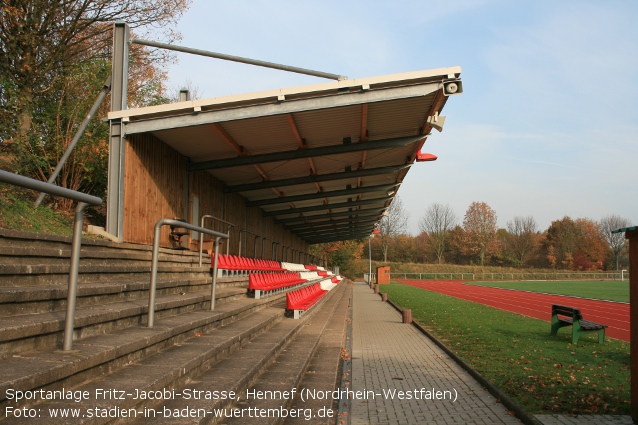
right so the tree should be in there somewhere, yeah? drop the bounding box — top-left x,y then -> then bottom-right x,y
505,215 -> 539,266
599,214 -> 631,270
463,201 -> 498,266
309,240 -> 363,278
377,196 -> 408,262
1,0 -> 191,144
545,217 -> 609,271
0,1 -> 191,211
418,203 -> 457,264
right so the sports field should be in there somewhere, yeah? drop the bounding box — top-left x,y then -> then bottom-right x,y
468,280 -> 629,303
383,282 -> 631,415
395,280 -> 629,341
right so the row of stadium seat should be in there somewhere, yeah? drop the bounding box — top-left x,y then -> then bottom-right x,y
286,283 -> 328,319
248,272 -> 307,299
286,276 -> 342,319
212,254 -> 285,277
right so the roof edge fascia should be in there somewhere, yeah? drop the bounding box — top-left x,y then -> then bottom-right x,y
108,66 -> 462,120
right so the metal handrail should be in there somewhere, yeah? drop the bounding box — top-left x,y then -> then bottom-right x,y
149,218 -> 228,327
0,169 -> 102,351
261,236 -> 275,260
198,215 -> 235,266
239,229 -> 261,258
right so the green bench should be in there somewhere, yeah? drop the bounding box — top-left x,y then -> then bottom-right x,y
551,304 -> 607,344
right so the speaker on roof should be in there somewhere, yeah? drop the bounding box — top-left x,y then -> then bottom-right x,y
443,79 -> 463,96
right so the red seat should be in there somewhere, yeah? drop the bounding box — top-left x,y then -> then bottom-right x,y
286,283 -> 327,310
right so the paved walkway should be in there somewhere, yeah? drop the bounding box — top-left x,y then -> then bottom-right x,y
349,281 -> 633,425
350,282 -> 520,424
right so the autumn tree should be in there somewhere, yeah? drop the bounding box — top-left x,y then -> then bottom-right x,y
418,203 -> 457,264
463,201 -> 498,266
309,240 -> 363,278
504,215 -> 539,266
377,196 -> 409,262
545,216 -> 609,270
0,0 -> 191,143
599,214 -> 631,270
0,1 -> 191,212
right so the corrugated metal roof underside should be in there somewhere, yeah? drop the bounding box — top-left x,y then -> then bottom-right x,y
119,68 -> 462,244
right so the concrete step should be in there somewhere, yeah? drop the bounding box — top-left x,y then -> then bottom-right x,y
0,275 -> 248,317
220,282 -> 350,425
0,229 -> 204,260
0,285 -> 248,357
130,282 -> 350,425
0,229 -> 217,287
0,295 -> 286,417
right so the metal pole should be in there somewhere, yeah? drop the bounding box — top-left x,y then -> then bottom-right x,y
35,76 -> 111,208
62,202 -> 89,350
130,38 -> 347,81
211,237 -> 221,311
148,222 -> 162,328
150,218 -> 228,326
368,236 -> 372,285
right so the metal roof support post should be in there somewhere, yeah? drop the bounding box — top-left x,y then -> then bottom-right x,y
106,22 -> 129,241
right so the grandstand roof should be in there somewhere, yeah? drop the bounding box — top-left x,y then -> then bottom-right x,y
109,66 -> 462,244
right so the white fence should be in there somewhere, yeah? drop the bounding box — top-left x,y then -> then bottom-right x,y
391,271 -> 627,281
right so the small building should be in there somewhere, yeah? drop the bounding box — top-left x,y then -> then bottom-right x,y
376,266 -> 391,284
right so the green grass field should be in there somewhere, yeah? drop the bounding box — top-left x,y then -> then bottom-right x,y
467,280 -> 629,303
383,282 -> 630,415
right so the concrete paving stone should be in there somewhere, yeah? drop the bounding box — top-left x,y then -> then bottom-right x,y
350,282 -> 521,425
535,414 -> 633,425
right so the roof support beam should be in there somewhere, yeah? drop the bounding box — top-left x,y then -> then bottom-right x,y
224,164 -> 410,193
286,217 -> 380,232
275,208 -> 385,225
246,183 -> 398,207
189,135 -> 424,172
295,224 -> 374,236
263,196 -> 391,217
211,123 -> 290,201
307,232 -> 374,244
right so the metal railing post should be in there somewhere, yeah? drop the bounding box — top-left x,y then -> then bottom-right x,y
62,202 -> 89,351
210,237 -> 221,311
149,218 -> 228,327
148,221 -> 163,328
198,215 -> 235,267
0,170 -> 102,351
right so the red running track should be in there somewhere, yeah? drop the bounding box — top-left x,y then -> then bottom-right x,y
396,280 -> 630,342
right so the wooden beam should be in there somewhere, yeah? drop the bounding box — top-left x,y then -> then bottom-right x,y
286,113 -> 306,148
360,104 -> 369,142
210,123 -> 244,155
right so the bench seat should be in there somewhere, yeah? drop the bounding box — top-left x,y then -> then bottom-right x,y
551,304 -> 607,344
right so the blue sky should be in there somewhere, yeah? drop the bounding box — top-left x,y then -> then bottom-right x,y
164,0 -> 638,235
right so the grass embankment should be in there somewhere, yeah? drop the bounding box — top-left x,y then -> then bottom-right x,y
0,184 -> 74,236
353,259 -> 578,279
469,281 -> 629,303
382,282 -> 630,415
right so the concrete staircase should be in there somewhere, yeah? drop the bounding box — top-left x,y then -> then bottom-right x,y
0,229 -> 350,424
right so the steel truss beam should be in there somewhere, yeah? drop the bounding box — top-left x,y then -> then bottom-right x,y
224,164 -> 410,193
189,135 -> 423,172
